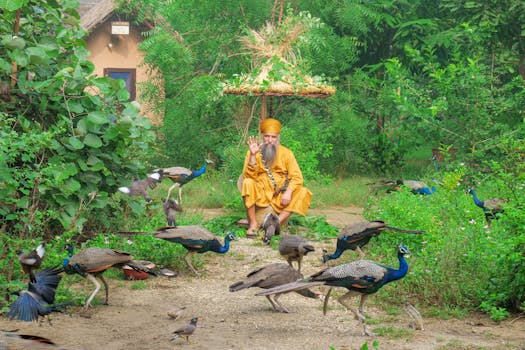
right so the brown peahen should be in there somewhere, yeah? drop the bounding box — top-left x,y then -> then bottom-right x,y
63,244 -> 155,310
278,235 -> 315,273
121,226 -> 236,275
322,220 -> 424,262
118,172 -> 161,202
229,263 -> 319,313
258,245 -> 412,336
171,317 -> 198,344
16,243 -> 45,283
154,159 -> 213,204
466,188 -> 506,225
162,198 -> 183,227
8,266 -> 68,323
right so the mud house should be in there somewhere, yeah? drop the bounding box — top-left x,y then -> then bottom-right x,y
78,0 -> 162,124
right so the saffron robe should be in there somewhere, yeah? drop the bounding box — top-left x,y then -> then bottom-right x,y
242,145 -> 312,216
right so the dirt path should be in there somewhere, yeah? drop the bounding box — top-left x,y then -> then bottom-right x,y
1,208 -> 524,350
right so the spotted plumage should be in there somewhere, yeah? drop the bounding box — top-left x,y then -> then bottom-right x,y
257,245 -> 411,336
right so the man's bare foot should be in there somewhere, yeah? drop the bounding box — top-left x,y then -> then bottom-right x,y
246,227 -> 258,238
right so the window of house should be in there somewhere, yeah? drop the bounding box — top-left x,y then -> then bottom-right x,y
104,68 -> 136,101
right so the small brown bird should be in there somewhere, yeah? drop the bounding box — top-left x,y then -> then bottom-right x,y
171,317 -> 198,344
162,198 -> 183,227
16,243 -> 46,282
278,235 -> 315,272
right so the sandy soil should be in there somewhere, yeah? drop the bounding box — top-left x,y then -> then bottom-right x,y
1,207 -> 524,350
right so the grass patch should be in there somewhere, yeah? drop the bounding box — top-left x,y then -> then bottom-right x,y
130,281 -> 148,290
372,325 -> 413,339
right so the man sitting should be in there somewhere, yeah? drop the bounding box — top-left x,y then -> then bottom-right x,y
241,118 -> 312,237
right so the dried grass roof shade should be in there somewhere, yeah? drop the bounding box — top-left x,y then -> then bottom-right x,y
223,59 -> 336,98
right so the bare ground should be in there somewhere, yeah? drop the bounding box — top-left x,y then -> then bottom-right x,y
1,207 -> 524,350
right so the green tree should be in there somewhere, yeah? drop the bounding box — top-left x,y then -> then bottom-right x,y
0,0 -> 155,238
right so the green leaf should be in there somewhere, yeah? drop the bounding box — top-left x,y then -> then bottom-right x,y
3,35 -> 25,49
0,58 -> 11,72
83,134 -> 103,148
116,88 -> 130,101
11,49 -> 29,66
87,111 -> 107,125
68,137 -> 84,149
0,0 -> 27,11
63,178 -> 81,193
27,46 -> 48,64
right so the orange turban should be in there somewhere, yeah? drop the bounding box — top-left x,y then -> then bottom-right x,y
259,118 -> 282,134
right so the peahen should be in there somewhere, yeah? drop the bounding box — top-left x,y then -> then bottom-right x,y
260,212 -> 281,243
322,220 -> 424,262
121,226 -> 236,275
154,159 -> 213,204
162,198 -> 183,227
278,235 -> 315,273
466,188 -> 506,224
229,263 -> 319,313
63,244 -> 155,310
16,242 -> 46,283
171,317 -> 198,344
395,180 -> 435,195
257,245 -> 412,336
118,172 -> 161,202
8,266 -> 68,323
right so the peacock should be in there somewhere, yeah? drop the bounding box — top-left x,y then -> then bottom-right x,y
322,221 -> 424,262
395,180 -> 436,195
63,244 -> 155,310
118,172 -> 161,202
8,266 -> 68,323
257,245 -> 412,336
278,235 -> 315,272
229,263 -> 319,313
16,242 -> 46,283
120,226 -> 236,275
466,188 -> 506,224
154,159 -> 213,204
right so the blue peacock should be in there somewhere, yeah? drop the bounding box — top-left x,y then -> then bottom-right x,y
120,226 -> 236,276
257,245 -> 413,336
466,188 -> 506,224
323,220 -> 424,262
8,266 -> 68,322
153,159 -> 213,204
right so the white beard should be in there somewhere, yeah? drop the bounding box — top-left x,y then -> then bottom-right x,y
261,143 -> 278,166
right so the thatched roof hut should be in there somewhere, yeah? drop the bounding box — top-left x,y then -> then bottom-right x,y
78,0 -> 116,32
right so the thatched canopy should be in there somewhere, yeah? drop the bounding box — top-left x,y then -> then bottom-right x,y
223,58 -> 336,98
223,14 -> 336,98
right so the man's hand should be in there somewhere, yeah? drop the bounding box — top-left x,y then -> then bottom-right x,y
247,135 -> 262,155
281,188 -> 292,206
